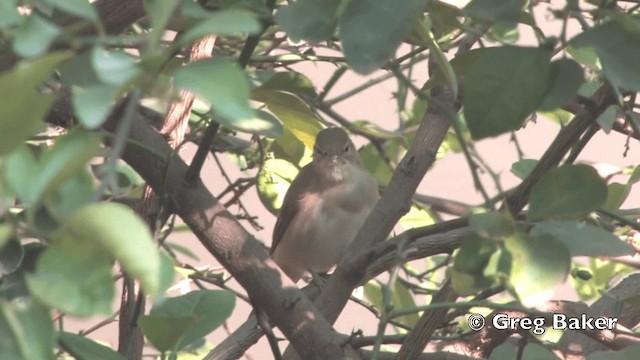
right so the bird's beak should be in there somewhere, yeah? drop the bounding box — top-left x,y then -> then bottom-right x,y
330,155 -> 339,163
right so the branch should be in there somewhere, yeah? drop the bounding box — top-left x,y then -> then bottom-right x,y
503,84 -> 618,214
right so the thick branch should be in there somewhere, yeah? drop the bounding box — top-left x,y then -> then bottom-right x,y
45,97 -> 359,359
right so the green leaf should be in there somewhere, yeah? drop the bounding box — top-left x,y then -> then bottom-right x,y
59,332 -> 126,360
258,71 -> 317,99
451,234 -> 498,295
0,52 -> 71,155
72,85 -> 119,129
33,130 -> 102,204
256,158 -> 299,215
27,233 -> 115,316
275,0 -> 342,42
566,44 -> 599,68
502,233 -> 570,306
46,168 -> 95,220
60,202 -> 162,298
538,108 -> 573,126
465,0 -> 526,26
510,159 -> 538,180
571,15 -> 640,91
528,164 -> 607,220
12,15 -> 61,58
469,211 -> 516,239
0,0 -> 21,28
180,8 -> 260,45
91,47 -> 139,86
425,48 -> 487,90
175,58 -> 254,123
398,205 -> 436,230
538,58 -> 584,111
0,298 -> 55,360
43,0 -> 98,21
393,281 -> 419,327
602,183 -> 628,211
252,89 -> 323,147
464,46 -> 551,139
359,142 -> 396,184
531,220 -> 634,258
139,315 -> 195,353
147,290 -> 235,351
233,110 -> 284,137
339,0 -> 425,74
4,145 -> 39,202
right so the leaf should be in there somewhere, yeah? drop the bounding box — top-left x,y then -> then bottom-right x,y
26,233 -> 115,316
465,0 -> 526,26
59,51 -> 101,87
538,58 -> 584,111
392,281 -> 419,327
252,89 -> 324,148
571,14 -> 640,91
464,46 -> 551,139
33,130 -> 102,204
59,332 -> 126,360
72,85 -> 119,129
147,290 -> 235,351
510,159 -> 538,180
4,145 -> 39,202
256,158 -> 299,215
398,205 -> 436,230
538,108 -> 573,126
531,220 -> 634,257
339,0 -> 426,74
91,47 -> 139,86
275,0 -> 342,42
0,0 -> 21,28
139,315 -> 196,353
258,71 -> 317,99
602,182 -> 628,212
469,211 -> 516,239
425,48 -> 487,90
60,202 -> 162,298
0,298 -> 55,360
528,164 -> 607,220
43,0 -> 98,21
451,234 -> 498,295
46,168 -> 96,219
502,233 -> 570,306
175,58 -> 254,123
12,15 -> 61,58
0,52 -> 71,155
180,8 -> 260,45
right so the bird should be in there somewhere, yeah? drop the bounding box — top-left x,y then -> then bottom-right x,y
270,127 -> 379,283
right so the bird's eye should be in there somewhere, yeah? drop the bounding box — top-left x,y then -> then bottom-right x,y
343,143 -> 350,153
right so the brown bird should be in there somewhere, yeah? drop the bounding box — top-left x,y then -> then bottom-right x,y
270,128 -> 379,282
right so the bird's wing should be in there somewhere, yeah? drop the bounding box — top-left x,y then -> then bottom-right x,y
270,164 -> 314,255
